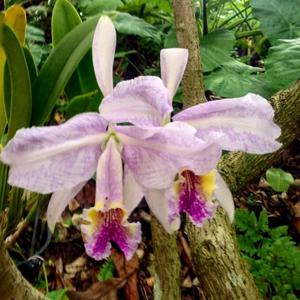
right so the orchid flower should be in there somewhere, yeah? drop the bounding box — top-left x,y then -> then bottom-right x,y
0,16 -> 222,260
99,38 -> 281,230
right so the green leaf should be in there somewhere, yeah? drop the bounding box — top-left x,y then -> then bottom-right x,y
47,288 -> 69,300
201,29 -> 235,72
52,0 -> 82,46
81,0 -> 122,16
266,168 -> 294,192
251,0 -> 300,41
1,25 -> 31,139
163,27 -> 177,48
265,38 -> 300,92
204,60 -> 272,98
110,11 -> 161,44
23,46 -> 37,83
97,259 -> 115,281
31,16 -> 99,125
65,90 -> 101,119
52,0 -> 99,99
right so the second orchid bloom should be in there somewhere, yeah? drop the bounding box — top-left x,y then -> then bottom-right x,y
0,16 -> 281,260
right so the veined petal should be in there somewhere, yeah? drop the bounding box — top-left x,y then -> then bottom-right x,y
174,170 -> 216,226
95,138 -> 123,210
214,170 -> 234,223
144,188 -> 180,233
173,93 -> 281,154
117,122 -> 221,189
92,16 -> 116,96
47,182 -> 86,232
0,113 -> 107,193
81,207 -> 141,261
160,48 -> 188,100
100,76 -> 172,126
123,166 -> 144,215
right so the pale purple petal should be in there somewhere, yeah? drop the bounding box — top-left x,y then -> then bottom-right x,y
117,122 -> 221,189
173,93 -> 281,154
81,208 -> 141,261
92,16 -> 116,96
144,188 -> 180,233
123,166 -> 144,215
160,48 -> 188,100
100,76 -> 172,126
47,182 -> 86,232
214,170 -> 234,222
0,113 -> 107,193
95,138 -> 123,209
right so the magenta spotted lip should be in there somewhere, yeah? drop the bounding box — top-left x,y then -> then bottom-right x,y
82,208 -> 141,261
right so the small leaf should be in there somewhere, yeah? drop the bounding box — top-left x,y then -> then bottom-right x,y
266,168 -> 294,192
47,288 -> 69,300
97,258 -> 115,281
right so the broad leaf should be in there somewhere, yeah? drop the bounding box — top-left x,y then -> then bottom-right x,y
47,288 -> 69,300
52,0 -> 99,99
265,38 -> 300,92
201,29 -> 235,72
251,0 -> 300,41
266,168 -> 294,192
1,24 -> 31,139
81,0 -> 122,16
109,11 -> 161,44
204,60 -> 272,98
31,16 -> 99,125
163,28 -> 235,72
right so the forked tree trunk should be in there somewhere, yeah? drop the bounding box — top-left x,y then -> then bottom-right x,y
0,245 -> 48,300
151,0 -> 300,299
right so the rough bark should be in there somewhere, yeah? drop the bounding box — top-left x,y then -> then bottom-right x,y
151,217 -> 181,300
0,245 -> 48,300
172,0 -> 206,105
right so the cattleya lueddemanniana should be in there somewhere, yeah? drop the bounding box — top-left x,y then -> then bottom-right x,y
0,16 -> 281,260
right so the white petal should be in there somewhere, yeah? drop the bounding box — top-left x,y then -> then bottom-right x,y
160,48 -> 188,100
145,188 -> 180,233
123,166 -> 144,215
214,170 -> 234,222
47,182 -> 86,232
95,138 -> 123,209
92,16 -> 116,96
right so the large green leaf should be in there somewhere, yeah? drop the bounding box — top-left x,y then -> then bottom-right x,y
109,11 -> 161,44
163,28 -> 235,72
265,38 -> 300,92
31,16 -> 99,125
204,60 -> 272,98
80,0 -> 122,16
251,0 -> 300,41
52,0 -> 99,99
201,29 -> 235,72
1,24 -> 31,139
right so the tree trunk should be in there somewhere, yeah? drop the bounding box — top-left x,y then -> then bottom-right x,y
151,217 -> 181,300
173,0 -> 206,106
0,245 -> 48,300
